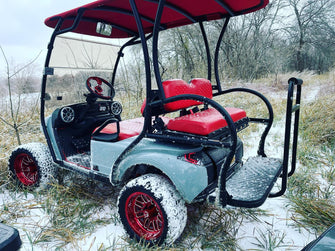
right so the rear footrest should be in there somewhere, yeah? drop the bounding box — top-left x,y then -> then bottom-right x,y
226,156 -> 282,208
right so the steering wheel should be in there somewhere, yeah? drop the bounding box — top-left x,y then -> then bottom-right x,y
86,77 -> 115,100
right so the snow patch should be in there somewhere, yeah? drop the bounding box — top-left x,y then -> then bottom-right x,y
237,197 -> 315,249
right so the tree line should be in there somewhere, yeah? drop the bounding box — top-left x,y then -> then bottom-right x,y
148,0 -> 335,82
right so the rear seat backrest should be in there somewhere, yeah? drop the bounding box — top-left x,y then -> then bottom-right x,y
162,78 -> 213,111
140,78 -> 213,115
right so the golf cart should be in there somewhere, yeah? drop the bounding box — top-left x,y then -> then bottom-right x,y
8,0 -> 303,245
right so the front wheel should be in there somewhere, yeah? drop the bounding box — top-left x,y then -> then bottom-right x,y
118,174 -> 187,246
8,143 -> 56,189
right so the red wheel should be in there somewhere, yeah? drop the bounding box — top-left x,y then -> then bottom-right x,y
118,174 -> 187,246
125,192 -> 164,240
8,143 -> 56,189
13,153 -> 38,186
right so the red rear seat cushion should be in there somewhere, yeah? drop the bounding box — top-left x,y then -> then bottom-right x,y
166,107 -> 246,135
163,78 -> 212,111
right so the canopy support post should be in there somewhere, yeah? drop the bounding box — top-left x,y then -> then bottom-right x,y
214,17 -> 230,92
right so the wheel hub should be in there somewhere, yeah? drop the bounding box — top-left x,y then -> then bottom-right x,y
13,153 -> 38,186
125,192 -> 164,240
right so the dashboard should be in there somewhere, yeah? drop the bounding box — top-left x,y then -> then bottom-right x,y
58,101 -> 122,124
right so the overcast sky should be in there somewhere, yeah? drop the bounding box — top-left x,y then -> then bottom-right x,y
0,0 -> 93,71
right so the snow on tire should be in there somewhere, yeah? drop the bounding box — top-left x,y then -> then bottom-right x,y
8,142 -> 57,189
118,174 -> 187,246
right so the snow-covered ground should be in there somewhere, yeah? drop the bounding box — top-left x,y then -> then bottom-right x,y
238,196 -> 315,250
0,187 -> 128,251
2,186 -> 316,251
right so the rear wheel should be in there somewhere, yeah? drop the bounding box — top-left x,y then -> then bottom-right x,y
8,143 -> 56,188
118,174 -> 187,246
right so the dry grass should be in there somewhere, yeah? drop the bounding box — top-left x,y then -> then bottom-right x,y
290,195 -> 335,233
300,96 -> 335,147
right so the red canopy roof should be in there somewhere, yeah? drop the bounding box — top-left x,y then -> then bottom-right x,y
45,0 -> 268,38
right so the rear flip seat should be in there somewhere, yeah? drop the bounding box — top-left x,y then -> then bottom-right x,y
162,78 -> 248,135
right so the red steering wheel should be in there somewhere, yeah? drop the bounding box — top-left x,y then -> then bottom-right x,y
86,77 -> 115,100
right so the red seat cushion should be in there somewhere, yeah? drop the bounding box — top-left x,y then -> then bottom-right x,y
166,107 -> 247,135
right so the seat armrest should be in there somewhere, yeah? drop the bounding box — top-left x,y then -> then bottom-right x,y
92,118 -> 120,142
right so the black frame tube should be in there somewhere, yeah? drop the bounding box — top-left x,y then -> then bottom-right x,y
269,78 -> 303,197
199,22 -> 212,81
40,19 -> 64,163
152,0 -> 166,99
111,0 -> 154,185
146,0 -> 196,23
53,8 -> 86,36
289,82 -> 302,177
214,17 -> 230,92
215,0 -> 235,16
111,33 -> 154,86
216,88 -> 274,157
111,36 -> 139,85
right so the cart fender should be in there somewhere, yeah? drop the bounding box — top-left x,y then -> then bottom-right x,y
114,151 -> 208,203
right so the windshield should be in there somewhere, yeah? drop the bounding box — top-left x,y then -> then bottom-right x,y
44,35 -> 120,112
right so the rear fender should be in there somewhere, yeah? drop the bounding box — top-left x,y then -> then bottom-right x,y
114,151 -> 208,203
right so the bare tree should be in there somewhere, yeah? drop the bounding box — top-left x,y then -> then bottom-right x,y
211,0 -> 284,80
156,0 -> 285,81
156,24 -> 209,80
0,46 -> 41,145
286,0 -> 335,72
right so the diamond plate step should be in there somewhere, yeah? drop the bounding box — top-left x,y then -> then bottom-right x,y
226,156 -> 283,208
